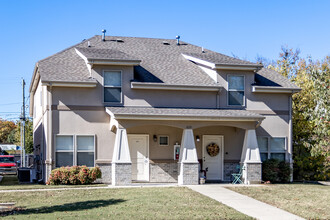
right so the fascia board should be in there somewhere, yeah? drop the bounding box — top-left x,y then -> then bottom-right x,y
252,86 -> 301,94
131,82 -> 222,92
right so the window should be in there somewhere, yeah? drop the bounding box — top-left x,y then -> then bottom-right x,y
257,137 -> 286,162
104,71 -> 122,103
159,136 -> 169,146
55,135 -> 95,167
228,75 -> 245,106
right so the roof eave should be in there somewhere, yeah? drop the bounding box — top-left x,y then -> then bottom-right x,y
88,59 -> 141,66
131,82 -> 222,92
41,80 -> 98,88
252,86 -> 301,94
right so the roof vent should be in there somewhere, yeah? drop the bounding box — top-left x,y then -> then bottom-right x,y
163,41 -> 170,45
176,35 -> 180,45
87,41 -> 91,47
202,47 -> 205,53
116,39 -> 124,42
102,29 -> 106,41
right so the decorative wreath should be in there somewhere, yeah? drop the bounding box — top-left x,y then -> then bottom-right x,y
206,143 -> 220,157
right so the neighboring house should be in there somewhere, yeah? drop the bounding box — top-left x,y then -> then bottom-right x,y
29,33 -> 300,185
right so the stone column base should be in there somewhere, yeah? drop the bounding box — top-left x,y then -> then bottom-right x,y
242,162 -> 262,184
178,162 -> 199,185
112,163 -> 132,186
95,163 -> 112,184
44,161 -> 52,183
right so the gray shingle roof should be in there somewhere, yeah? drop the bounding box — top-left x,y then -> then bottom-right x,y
182,52 -> 260,66
36,35 -> 297,88
75,47 -> 140,61
106,106 -> 264,120
255,68 -> 299,89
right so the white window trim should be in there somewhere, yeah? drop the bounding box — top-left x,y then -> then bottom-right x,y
55,134 -> 96,167
102,70 -> 123,104
158,135 -> 169,146
258,136 -> 287,161
227,74 -> 245,107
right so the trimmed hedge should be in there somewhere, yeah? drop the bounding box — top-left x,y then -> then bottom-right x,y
47,166 -> 101,185
262,159 -> 291,183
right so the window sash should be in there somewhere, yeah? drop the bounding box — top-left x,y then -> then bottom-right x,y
258,136 -> 286,161
55,135 -> 95,167
228,75 -> 245,106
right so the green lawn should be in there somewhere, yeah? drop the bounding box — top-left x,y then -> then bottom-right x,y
0,175 -> 107,190
0,187 -> 252,219
228,183 -> 330,219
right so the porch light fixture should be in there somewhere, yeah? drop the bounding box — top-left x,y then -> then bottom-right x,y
196,135 -> 200,142
153,135 -> 157,142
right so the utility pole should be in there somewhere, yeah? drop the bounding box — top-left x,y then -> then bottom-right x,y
20,78 -> 26,167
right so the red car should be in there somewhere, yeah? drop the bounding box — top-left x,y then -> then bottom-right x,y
0,155 -> 17,175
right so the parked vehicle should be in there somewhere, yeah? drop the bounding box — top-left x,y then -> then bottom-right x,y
0,155 -> 17,175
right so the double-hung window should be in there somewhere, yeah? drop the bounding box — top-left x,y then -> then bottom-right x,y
257,137 -> 286,162
104,71 -> 122,103
55,135 -> 95,167
228,75 -> 245,106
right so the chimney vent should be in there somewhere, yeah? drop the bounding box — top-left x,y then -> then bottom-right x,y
176,35 -> 180,45
102,29 -> 106,41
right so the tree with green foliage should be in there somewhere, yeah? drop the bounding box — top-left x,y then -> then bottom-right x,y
2,118 -> 34,154
268,47 -> 329,180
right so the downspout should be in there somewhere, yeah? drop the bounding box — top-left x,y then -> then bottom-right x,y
289,94 -> 293,182
216,88 -> 221,109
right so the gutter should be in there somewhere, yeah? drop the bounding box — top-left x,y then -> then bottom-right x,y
41,80 -> 97,88
131,82 -> 222,92
252,86 -> 301,94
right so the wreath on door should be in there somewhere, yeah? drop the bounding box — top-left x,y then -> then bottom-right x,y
206,143 -> 220,157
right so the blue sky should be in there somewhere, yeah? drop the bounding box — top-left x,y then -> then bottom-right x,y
0,0 -> 329,120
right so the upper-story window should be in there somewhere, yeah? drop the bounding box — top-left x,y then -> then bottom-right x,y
228,75 -> 245,106
104,71 -> 122,103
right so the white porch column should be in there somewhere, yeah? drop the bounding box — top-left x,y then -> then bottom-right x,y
240,129 -> 262,184
178,128 -> 199,185
112,128 -> 132,186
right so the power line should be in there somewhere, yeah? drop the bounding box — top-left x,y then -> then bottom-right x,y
0,102 -> 21,106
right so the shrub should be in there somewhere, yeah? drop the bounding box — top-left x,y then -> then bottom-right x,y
262,159 -> 291,183
47,166 -> 101,185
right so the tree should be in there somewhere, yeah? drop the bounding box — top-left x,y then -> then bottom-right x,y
269,47 -> 330,180
0,118 -> 16,144
7,118 -> 34,154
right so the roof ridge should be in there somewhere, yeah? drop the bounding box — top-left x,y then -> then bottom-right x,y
38,35 -> 98,63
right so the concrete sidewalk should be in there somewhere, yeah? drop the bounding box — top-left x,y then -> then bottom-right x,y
188,185 -> 304,220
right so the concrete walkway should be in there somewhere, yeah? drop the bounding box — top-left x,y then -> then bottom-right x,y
188,185 -> 304,220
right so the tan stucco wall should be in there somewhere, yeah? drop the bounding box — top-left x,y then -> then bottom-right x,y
52,110 -> 114,161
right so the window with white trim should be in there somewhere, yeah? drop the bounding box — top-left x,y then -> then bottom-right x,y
104,71 -> 122,102
257,137 -> 286,162
55,135 -> 95,167
228,75 -> 245,106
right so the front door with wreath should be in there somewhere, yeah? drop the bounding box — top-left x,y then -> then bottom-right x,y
202,135 -> 224,180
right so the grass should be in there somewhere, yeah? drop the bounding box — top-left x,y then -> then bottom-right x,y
0,187 -> 252,219
227,183 -> 330,219
0,175 -> 107,190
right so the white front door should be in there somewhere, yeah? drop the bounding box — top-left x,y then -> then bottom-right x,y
128,135 -> 149,181
202,135 -> 224,180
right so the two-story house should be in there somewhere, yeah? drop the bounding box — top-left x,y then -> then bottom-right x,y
29,33 -> 300,185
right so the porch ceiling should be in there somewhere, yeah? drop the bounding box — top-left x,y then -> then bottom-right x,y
105,107 -> 265,122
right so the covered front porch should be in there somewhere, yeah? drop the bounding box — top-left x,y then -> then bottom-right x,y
105,107 -> 265,186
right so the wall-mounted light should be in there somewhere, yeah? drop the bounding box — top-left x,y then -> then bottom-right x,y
153,135 -> 157,142
196,135 -> 200,142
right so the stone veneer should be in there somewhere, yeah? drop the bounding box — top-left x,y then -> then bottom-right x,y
150,163 -> 178,183
95,163 -> 112,184
112,163 -> 132,186
245,163 -> 262,184
178,163 -> 199,185
224,161 -> 240,182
